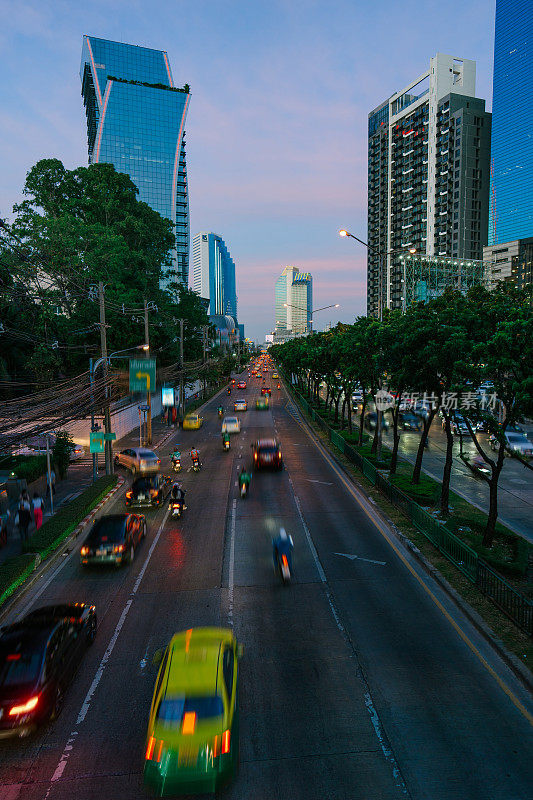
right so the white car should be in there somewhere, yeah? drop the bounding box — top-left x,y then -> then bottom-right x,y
114,447 -> 161,474
221,416 -> 241,434
234,399 -> 247,412
490,432 -> 533,458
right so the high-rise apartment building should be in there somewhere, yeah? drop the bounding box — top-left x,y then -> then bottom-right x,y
489,0 -> 533,245
80,36 -> 190,285
191,233 -> 237,319
274,266 -> 312,336
367,53 -> 491,315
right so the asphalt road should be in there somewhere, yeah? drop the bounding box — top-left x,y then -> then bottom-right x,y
0,373 -> 532,800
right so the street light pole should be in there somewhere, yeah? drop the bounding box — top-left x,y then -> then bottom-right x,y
98,281 -> 113,476
144,299 -> 152,445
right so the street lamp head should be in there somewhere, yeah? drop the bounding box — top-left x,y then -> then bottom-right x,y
408,248 -> 417,254
139,343 -> 150,351
334,303 -> 340,308
339,229 -> 348,237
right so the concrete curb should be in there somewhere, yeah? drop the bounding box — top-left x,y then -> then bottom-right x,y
282,377 -> 533,693
0,476 -> 125,624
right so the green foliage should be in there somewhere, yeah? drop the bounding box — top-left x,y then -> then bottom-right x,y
24,475 -> 117,559
52,431 -> 73,480
0,455 -> 47,483
0,553 -> 37,607
107,76 -> 190,93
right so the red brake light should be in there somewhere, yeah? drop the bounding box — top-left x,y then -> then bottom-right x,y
157,459 -> 161,465
146,736 -> 156,760
126,491 -> 133,499
113,544 -> 125,553
156,740 -> 164,762
282,554 -> 288,568
80,546 -> 89,556
213,735 -> 220,758
221,729 -> 231,754
6,654 -> 21,661
9,695 -> 39,716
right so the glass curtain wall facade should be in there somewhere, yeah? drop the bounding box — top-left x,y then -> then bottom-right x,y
273,267 -> 312,335
80,36 -> 190,285
191,232 -> 237,319
489,0 -> 533,244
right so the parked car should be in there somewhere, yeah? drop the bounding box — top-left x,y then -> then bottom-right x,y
442,414 -> 470,435
490,432 -> 533,458
0,603 -> 96,738
398,412 -> 421,431
125,474 -> 172,508
252,438 -> 283,470
114,447 -> 160,475
221,416 -> 241,434
80,513 -> 146,567
364,412 -> 390,431
14,434 -> 85,462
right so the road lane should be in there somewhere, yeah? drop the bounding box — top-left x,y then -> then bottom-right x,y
0,374 -> 531,800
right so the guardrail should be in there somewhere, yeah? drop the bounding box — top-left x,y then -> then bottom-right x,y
288,383 -> 533,636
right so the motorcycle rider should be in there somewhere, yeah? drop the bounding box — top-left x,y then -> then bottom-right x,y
190,447 -> 201,468
171,447 -> 181,466
239,465 -> 251,491
217,404 -> 224,417
222,431 -> 231,449
272,527 -> 293,571
171,482 -> 186,503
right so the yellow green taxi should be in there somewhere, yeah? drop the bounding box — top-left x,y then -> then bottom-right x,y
256,396 -> 269,410
144,627 -> 243,796
183,413 -> 203,430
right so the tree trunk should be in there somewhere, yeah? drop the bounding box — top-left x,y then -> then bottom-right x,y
390,409 -> 400,474
333,393 -> 340,425
412,408 -> 437,484
325,384 -> 330,410
341,395 -> 347,430
347,394 -> 352,434
482,443 -> 505,547
440,412 -> 454,515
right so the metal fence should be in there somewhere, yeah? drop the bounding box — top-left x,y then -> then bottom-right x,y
288,383 -> 532,636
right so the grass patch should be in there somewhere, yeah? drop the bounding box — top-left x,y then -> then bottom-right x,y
0,553 -> 37,607
24,475 -> 117,560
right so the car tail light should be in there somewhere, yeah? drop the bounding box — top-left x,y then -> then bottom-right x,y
157,459 -> 161,465
146,736 -> 156,760
145,736 -> 164,762
254,452 -> 257,460
213,735 -> 220,758
6,654 -> 21,661
125,491 -> 133,500
9,695 -> 39,716
182,711 -> 196,735
113,544 -> 125,553
150,489 -> 158,497
156,740 -> 164,762
221,729 -> 231,754
80,546 -> 89,556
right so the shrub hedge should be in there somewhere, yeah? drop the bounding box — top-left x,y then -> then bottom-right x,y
0,455 -> 48,484
0,553 -> 38,607
23,475 -> 118,559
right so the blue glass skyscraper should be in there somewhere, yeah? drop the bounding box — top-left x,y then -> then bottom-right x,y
489,1 -> 533,244
191,232 -> 237,319
80,36 -> 190,284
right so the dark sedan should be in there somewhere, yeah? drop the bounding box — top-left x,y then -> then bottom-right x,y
0,603 -> 96,738
125,474 -> 172,508
80,513 -> 146,567
398,412 -> 421,431
252,438 -> 283,470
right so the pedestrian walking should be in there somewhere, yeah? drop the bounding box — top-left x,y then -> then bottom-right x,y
47,466 -> 56,498
18,495 -> 32,544
33,492 -> 44,530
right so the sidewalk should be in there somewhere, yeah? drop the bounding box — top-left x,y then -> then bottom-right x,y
0,414 -> 175,566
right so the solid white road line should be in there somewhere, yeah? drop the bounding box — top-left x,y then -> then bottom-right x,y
228,499 -> 236,626
43,508 -> 170,796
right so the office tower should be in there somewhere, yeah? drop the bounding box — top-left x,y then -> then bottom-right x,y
367,53 -> 491,315
80,36 -> 190,285
191,233 -> 237,319
489,0 -> 533,245
274,266 -> 312,336
484,237 -> 533,289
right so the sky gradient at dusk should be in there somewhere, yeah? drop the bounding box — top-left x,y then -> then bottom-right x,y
0,0 -> 495,340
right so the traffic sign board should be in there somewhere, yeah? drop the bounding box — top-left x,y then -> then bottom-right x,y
90,432 -> 105,453
129,358 -> 156,393
104,433 -> 116,441
139,404 -> 150,412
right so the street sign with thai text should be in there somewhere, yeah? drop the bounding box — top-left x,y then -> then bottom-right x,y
129,358 -> 156,393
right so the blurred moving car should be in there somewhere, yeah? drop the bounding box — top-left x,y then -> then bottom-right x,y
237,381 -> 247,390
0,603 -> 96,738
14,435 -> 85,462
234,399 -> 247,412
255,397 -> 269,410
260,386 -> 271,396
398,412 -> 421,431
251,438 -> 283,470
114,447 -> 160,475
364,412 -> 390,431
221,416 -> 241,434
490,431 -> 533,458
80,513 -> 146,567
144,628 -> 243,796
183,413 -> 203,430
126,475 -> 172,508
272,373 -> 279,379
442,414 -> 470,435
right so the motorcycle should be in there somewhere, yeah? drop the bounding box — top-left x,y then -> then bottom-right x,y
169,499 -> 185,518
240,480 -> 248,498
277,552 -> 291,584
227,387 -> 231,395
192,458 -> 201,472
223,439 -> 230,452
277,383 -> 281,390
172,458 -> 182,473
218,408 -> 223,418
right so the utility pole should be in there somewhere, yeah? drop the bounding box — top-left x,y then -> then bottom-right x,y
89,358 -> 97,482
179,318 -> 185,424
144,299 -> 152,445
99,281 -> 113,475
201,325 -> 208,397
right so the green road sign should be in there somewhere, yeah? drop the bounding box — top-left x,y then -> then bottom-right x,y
129,358 -> 156,393
104,433 -> 116,441
90,432 -> 105,453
